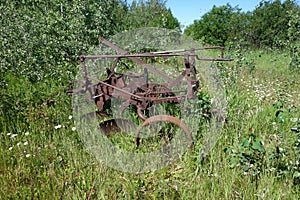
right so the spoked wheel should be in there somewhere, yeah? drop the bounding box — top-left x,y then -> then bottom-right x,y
136,114 -> 194,149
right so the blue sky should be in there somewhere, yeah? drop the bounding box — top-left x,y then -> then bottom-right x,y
166,0 -> 290,28
167,0 -> 265,27
127,0 -> 289,28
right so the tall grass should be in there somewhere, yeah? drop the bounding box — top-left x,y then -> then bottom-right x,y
0,49 -> 299,199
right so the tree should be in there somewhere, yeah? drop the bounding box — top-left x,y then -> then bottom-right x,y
184,4 -> 244,46
0,0 -> 181,84
287,8 -> 300,72
125,0 -> 180,30
248,0 -> 300,48
184,0 -> 300,48
0,0 -> 127,82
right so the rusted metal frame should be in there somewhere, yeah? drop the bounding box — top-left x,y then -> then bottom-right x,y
167,68 -> 200,90
134,89 -> 186,96
132,96 -> 185,121
116,94 -> 184,120
190,48 -> 197,81
151,46 -> 225,54
80,56 -> 88,89
195,56 -> 233,61
167,70 -> 186,88
97,80 -> 141,100
67,79 -> 85,94
131,97 -> 152,114
144,68 -> 149,88
82,53 -> 176,59
99,37 -> 172,82
81,53 -> 233,61
183,54 -> 194,98
150,95 -> 187,104
109,57 -> 120,76
79,56 -> 97,102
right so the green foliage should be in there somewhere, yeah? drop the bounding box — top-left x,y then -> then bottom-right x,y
1,1 -> 300,199
1,45 -> 300,200
227,134 -> 265,176
248,0 -> 299,48
0,0 -> 180,84
126,0 -> 180,30
287,9 -> 300,72
184,0 -> 300,49
184,4 -> 244,46
0,0 -> 126,83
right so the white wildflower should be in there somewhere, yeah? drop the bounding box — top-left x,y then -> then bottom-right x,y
25,154 -> 30,158
54,124 -> 62,129
71,127 -> 76,131
11,134 -> 18,138
7,132 -> 12,136
290,118 -> 298,123
24,141 -> 28,146
25,132 -> 29,136
8,147 -> 13,151
68,115 -> 73,120
17,142 -> 21,147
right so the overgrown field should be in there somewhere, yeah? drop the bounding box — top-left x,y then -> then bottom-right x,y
0,49 -> 299,199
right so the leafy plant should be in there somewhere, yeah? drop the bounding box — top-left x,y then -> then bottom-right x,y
184,4 -> 244,46
287,9 -> 300,72
184,0 -> 300,49
227,134 -> 266,177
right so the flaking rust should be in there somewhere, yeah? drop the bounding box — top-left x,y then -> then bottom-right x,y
68,37 -> 233,148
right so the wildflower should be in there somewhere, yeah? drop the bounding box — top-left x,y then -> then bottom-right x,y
68,115 -> 73,120
7,133 -> 12,136
11,134 -> 18,138
269,168 -> 276,172
290,118 -> 298,123
8,147 -> 13,151
25,132 -> 29,136
25,154 -> 30,158
24,141 -> 28,146
17,142 -> 21,147
71,127 -> 76,131
54,124 -> 62,129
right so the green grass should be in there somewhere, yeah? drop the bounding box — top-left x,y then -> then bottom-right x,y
0,49 -> 299,199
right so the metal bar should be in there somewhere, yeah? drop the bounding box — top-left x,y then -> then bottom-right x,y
190,48 -> 197,81
99,37 -> 173,82
195,57 -> 233,61
167,66 -> 186,88
152,46 -> 224,54
97,80 -> 141,100
81,53 -> 233,61
134,89 -> 186,96
82,53 -> 162,59
151,95 -> 188,104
